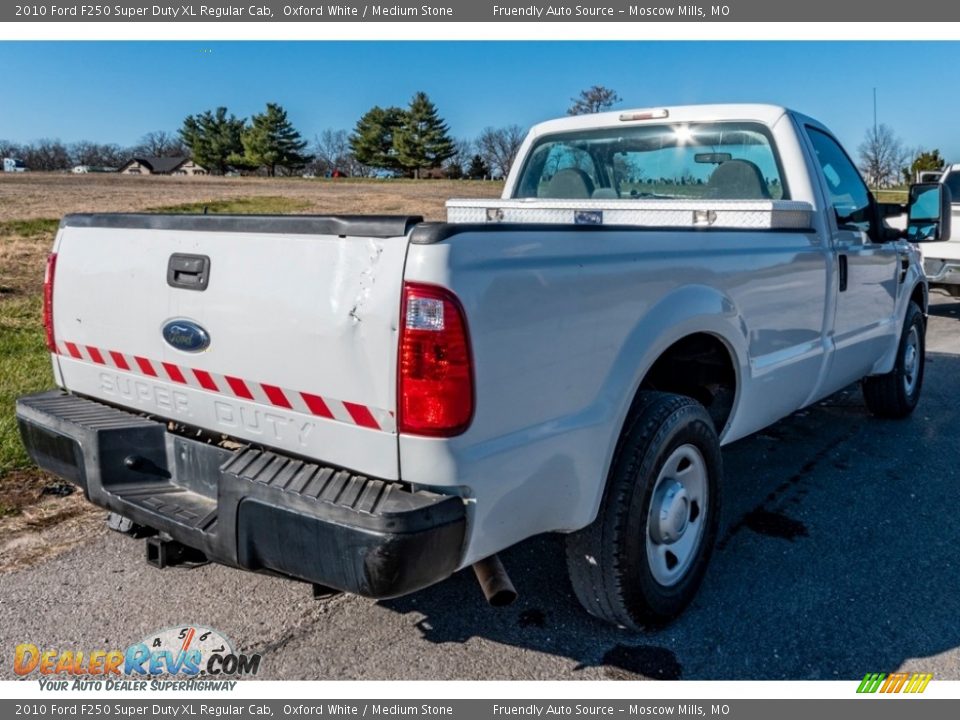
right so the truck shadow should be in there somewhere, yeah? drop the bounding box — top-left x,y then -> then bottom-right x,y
926,295 -> 960,320
380,350 -> 960,680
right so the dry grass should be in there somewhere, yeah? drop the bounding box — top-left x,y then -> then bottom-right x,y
0,173 -> 502,222
0,492 -> 104,572
1,234 -> 51,298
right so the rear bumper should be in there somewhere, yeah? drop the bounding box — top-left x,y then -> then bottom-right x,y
15,390 -> 466,598
923,257 -> 960,285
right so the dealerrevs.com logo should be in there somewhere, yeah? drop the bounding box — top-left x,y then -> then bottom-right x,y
14,626 -> 261,691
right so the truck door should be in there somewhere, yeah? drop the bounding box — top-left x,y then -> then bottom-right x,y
804,126 -> 900,392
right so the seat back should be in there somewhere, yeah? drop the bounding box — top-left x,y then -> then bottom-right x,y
542,168 -> 595,199
706,160 -> 771,199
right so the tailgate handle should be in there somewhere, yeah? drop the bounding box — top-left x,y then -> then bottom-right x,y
167,254 -> 210,291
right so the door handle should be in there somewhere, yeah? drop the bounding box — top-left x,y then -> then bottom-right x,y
167,253 -> 211,291
838,254 -> 848,292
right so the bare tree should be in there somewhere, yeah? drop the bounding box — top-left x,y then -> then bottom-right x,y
69,140 -> 99,166
858,124 -> 910,189
310,128 -> 372,177
443,138 -> 475,179
0,140 -> 23,159
70,141 -> 128,168
311,129 -> 349,175
568,85 -> 622,116
21,139 -> 72,171
135,130 -> 186,157
476,125 -> 526,179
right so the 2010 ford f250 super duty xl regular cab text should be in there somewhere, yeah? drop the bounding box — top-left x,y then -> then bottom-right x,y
16,105 -> 952,629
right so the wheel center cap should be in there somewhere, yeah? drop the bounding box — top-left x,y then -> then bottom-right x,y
905,345 -> 917,376
652,480 -> 689,544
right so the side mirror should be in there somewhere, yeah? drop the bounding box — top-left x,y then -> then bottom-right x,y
906,182 -> 952,242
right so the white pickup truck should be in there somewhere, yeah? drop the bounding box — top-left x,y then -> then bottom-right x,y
16,104 -> 950,629
919,163 -> 960,295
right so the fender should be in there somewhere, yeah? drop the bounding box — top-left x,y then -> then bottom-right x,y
581,283 -> 748,527
870,248 -> 927,376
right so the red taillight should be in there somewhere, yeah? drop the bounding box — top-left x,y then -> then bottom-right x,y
398,282 -> 474,436
43,253 -> 57,353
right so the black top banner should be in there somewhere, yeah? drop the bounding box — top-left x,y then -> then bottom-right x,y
4,1 -> 954,22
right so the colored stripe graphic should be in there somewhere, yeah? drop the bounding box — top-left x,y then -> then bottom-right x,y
54,342 -> 393,432
858,672 -> 932,694
857,673 -> 886,693
881,673 -> 907,693
907,673 -> 933,694
224,375 -> 254,400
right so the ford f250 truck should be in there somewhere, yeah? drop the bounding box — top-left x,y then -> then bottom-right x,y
918,162 -> 960,295
16,105 -> 951,629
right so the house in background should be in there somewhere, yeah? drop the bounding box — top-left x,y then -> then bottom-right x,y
3,158 -> 27,172
118,157 -> 207,176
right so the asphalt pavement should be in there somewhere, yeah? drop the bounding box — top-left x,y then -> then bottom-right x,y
2,295 -> 960,681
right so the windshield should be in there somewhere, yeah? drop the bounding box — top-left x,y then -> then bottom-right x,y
513,121 -> 787,201
943,171 -> 960,205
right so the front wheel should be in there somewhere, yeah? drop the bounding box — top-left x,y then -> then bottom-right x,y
862,301 -> 925,418
565,392 -> 721,629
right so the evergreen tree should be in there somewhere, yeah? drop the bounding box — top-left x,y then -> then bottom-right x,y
349,106 -> 406,172
393,92 -> 455,179
180,107 -> 246,175
467,154 -> 490,180
239,103 -> 310,176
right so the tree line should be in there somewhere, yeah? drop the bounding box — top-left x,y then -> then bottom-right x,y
1,86 -> 626,179
8,84 -> 945,187
0,93 -> 525,179
0,131 -> 188,172
180,92 -> 527,180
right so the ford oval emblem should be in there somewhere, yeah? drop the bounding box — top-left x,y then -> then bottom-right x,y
162,320 -> 210,353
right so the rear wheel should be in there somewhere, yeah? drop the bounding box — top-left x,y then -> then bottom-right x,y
565,392 -> 721,629
862,301 -> 925,418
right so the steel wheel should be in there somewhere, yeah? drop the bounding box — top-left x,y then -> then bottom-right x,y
644,443 -> 708,587
902,325 -> 920,397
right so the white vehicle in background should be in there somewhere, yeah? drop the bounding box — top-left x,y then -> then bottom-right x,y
3,158 -> 26,172
920,164 -> 960,296
15,104 -> 951,629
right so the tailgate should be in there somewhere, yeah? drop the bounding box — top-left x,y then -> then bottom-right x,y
50,214 -> 420,480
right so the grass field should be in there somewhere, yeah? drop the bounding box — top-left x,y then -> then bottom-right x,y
0,174 -> 502,518
875,189 -> 910,204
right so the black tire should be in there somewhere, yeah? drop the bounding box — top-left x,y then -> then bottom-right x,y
862,301 -> 925,419
565,392 -> 721,630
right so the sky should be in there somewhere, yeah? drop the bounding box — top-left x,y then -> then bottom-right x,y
1,41 -> 959,160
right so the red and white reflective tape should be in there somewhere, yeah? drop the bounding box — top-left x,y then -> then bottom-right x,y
55,342 -> 395,433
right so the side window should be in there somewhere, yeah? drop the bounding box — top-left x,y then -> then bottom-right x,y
806,127 -> 873,234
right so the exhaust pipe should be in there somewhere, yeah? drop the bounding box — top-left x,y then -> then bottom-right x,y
472,555 -> 517,607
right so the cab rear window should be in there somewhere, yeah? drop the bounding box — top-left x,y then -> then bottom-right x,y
513,122 -> 787,201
